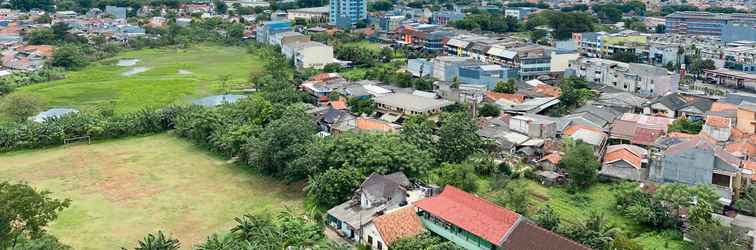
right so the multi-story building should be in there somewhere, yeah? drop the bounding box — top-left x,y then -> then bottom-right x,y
569,57 -> 679,97
721,21 -> 756,43
444,35 -> 550,80
649,42 -> 682,66
515,46 -> 552,80
457,64 -> 519,89
255,20 -> 291,44
373,93 -> 453,116
665,11 -> 756,37
329,0 -> 367,26
723,45 -> 756,73
574,31 -> 647,60
430,11 -> 464,25
504,7 -> 537,20
286,6 -> 329,23
431,56 -> 476,81
285,41 -> 334,69
396,23 -> 454,52
379,15 -> 404,32
271,31 -> 309,47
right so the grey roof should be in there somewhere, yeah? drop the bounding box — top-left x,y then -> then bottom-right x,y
653,136 -> 688,149
192,95 -> 247,107
571,129 -> 606,146
721,92 -> 756,105
575,104 -> 622,124
384,172 -> 411,188
558,112 -> 608,132
651,93 -> 688,110
31,108 -> 78,123
373,93 -> 452,113
686,96 -> 714,113
629,63 -> 670,77
359,173 -> 407,205
597,92 -> 648,108
327,200 -> 384,228
322,107 -> 351,124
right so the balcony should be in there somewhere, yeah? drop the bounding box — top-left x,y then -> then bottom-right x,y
418,215 -> 495,250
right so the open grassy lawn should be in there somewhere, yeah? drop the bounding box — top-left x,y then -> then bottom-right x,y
342,41 -> 382,52
0,133 -> 304,250
17,45 -> 265,114
499,179 -> 688,250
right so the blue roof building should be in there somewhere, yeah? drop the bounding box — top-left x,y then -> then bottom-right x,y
256,20 -> 292,44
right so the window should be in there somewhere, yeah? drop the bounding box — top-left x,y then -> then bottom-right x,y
368,236 -> 373,245
377,241 -> 383,250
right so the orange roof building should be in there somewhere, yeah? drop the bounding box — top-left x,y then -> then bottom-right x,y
364,206 -> 424,248
534,84 -> 561,97
355,117 -> 400,133
484,91 -> 525,104
600,144 -> 648,181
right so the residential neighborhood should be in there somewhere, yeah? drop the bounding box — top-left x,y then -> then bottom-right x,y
2,0 -> 756,250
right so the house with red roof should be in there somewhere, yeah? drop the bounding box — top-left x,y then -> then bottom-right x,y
609,113 -> 674,147
415,186 -> 590,250
600,144 -> 649,181
361,206 -> 424,250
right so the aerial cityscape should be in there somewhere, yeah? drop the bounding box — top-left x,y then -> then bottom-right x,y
1,0 -> 756,249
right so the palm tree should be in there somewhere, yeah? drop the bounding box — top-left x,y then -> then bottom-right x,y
130,231 -> 180,250
196,234 -> 240,250
230,214 -> 280,248
583,213 -> 620,249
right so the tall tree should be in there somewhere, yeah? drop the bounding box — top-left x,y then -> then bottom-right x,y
0,182 -> 71,249
433,162 -> 479,192
245,106 -> 316,177
0,92 -> 47,122
400,115 -> 437,155
436,112 -> 482,163
559,139 -> 600,189
490,181 -> 529,215
494,79 -> 516,93
736,185 -> 756,216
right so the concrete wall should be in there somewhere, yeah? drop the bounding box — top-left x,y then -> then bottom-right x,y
737,108 -> 756,134
362,223 -> 386,250
297,45 -> 334,69
652,147 -> 714,185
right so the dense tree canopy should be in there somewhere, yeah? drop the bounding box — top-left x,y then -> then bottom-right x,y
0,92 -> 47,122
0,182 -> 71,249
668,118 -> 703,134
527,11 -> 597,40
449,14 -> 521,33
436,112 -> 482,163
559,139 -> 600,189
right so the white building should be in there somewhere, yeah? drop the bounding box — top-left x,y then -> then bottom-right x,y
283,41 -> 334,69
569,57 -> 679,97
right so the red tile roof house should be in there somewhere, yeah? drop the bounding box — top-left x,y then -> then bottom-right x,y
415,186 -> 590,250
600,144 -> 649,181
361,206 -> 425,250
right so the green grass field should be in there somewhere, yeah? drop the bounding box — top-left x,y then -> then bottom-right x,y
0,133 -> 304,250
17,45 -> 265,113
515,179 -> 688,250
